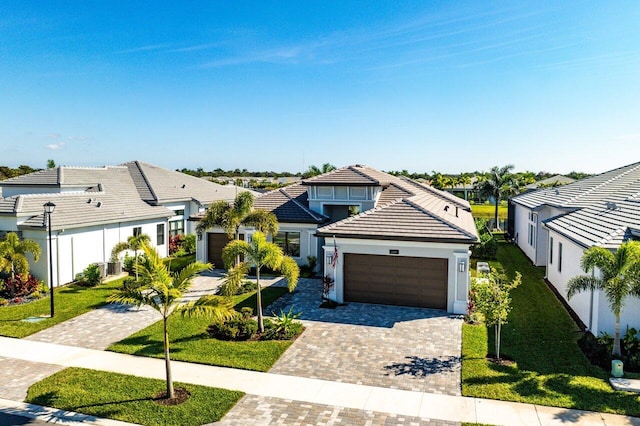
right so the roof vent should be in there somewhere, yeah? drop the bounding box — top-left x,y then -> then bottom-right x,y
606,201 -> 618,210
181,184 -> 186,189
87,198 -> 93,203
455,206 -> 459,217
444,205 -> 450,212
96,201 -> 102,208
555,189 -> 560,195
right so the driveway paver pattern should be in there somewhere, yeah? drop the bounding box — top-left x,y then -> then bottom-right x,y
215,395 -> 460,426
266,279 -> 463,396
0,358 -> 64,401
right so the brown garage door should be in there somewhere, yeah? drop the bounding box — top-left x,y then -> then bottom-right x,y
207,233 -> 243,269
343,253 -> 448,309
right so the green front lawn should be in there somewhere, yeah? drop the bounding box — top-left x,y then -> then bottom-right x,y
0,279 -> 125,338
109,286 -> 291,371
463,243 -> 640,415
26,367 -> 242,426
471,204 -> 508,220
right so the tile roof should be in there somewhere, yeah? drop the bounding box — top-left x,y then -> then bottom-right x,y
315,169 -> 477,243
1,166 -> 173,230
253,183 -> 326,224
316,195 -> 478,243
302,165 -> 394,186
0,161 -> 253,230
122,161 -> 253,205
511,161 -> 640,249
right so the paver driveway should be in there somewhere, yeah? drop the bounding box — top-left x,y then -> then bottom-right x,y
267,279 -> 463,396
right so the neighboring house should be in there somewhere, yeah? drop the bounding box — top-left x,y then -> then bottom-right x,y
523,174 -> 575,191
510,161 -> 640,336
194,165 -> 478,314
0,161 -> 252,288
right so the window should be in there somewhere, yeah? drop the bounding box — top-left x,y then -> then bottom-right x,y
157,224 -> 165,245
527,212 -> 537,248
133,226 -> 142,237
169,220 -> 184,237
173,209 -> 185,216
558,243 -> 563,273
274,231 -> 300,257
549,237 -> 554,264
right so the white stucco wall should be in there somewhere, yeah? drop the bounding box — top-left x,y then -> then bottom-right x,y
22,218 -> 168,288
514,203 -> 536,263
323,238 -> 471,314
596,292 -> 640,337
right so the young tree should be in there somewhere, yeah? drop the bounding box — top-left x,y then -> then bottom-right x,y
567,241 -> 640,358
222,231 -> 299,332
475,165 -> 517,230
46,159 -> 56,169
304,163 -> 336,178
471,269 -> 522,360
0,232 -> 42,297
111,234 -> 151,280
108,243 -> 233,399
196,192 -> 279,264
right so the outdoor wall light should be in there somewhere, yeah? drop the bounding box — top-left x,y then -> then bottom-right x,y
458,260 -> 466,273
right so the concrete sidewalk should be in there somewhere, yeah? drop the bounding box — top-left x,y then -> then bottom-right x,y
1,337 -> 638,426
0,398 -> 135,425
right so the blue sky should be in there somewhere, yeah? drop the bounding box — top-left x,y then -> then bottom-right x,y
1,1 -> 639,174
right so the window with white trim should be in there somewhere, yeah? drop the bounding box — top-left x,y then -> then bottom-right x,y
527,212 -> 537,248
558,242 -> 563,272
169,220 -> 184,237
549,237 -> 554,265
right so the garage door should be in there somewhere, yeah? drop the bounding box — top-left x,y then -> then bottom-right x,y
343,253 -> 448,309
207,233 -> 243,269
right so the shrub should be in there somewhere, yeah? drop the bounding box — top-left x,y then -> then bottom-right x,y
2,274 -> 41,297
262,307 -> 303,340
579,328 -> 640,372
471,218 -> 498,259
300,256 -> 317,278
183,234 -> 196,255
79,263 -> 102,287
0,298 -> 7,306
207,307 -> 258,341
121,277 -> 142,292
169,235 -> 185,256
123,253 -> 147,273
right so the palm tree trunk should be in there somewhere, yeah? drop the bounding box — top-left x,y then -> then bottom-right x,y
613,314 -> 622,358
134,249 -> 139,280
256,268 -> 264,333
163,316 -> 174,399
494,197 -> 500,231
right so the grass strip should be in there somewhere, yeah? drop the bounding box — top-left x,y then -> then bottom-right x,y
108,286 -> 292,371
26,367 -> 243,426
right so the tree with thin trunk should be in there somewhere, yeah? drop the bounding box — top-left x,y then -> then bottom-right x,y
475,165 -> 517,230
567,241 -> 640,358
0,232 -> 41,297
107,243 -> 233,399
222,231 -> 299,332
471,269 -> 521,360
196,192 -> 279,264
111,234 -> 151,280
46,159 -> 56,169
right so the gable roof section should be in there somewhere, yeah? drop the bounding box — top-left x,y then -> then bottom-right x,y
122,161 -> 250,205
1,166 -> 173,230
253,183 -> 326,224
512,161 -> 640,210
302,165 -> 393,186
316,195 -> 478,243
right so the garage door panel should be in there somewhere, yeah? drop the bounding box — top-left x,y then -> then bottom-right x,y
344,253 -> 447,310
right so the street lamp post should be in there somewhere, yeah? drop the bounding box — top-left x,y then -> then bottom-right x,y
43,202 -> 56,318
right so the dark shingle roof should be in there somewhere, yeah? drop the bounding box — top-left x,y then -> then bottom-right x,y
252,184 -> 326,224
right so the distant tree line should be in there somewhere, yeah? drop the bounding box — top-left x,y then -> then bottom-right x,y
0,165 -> 40,181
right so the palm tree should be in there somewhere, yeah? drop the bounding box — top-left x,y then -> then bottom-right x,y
0,232 -> 41,297
567,241 -> 640,358
304,163 -> 336,177
196,192 -> 279,264
111,234 -> 151,280
475,165 -> 517,230
222,231 -> 299,332
108,243 -> 233,399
